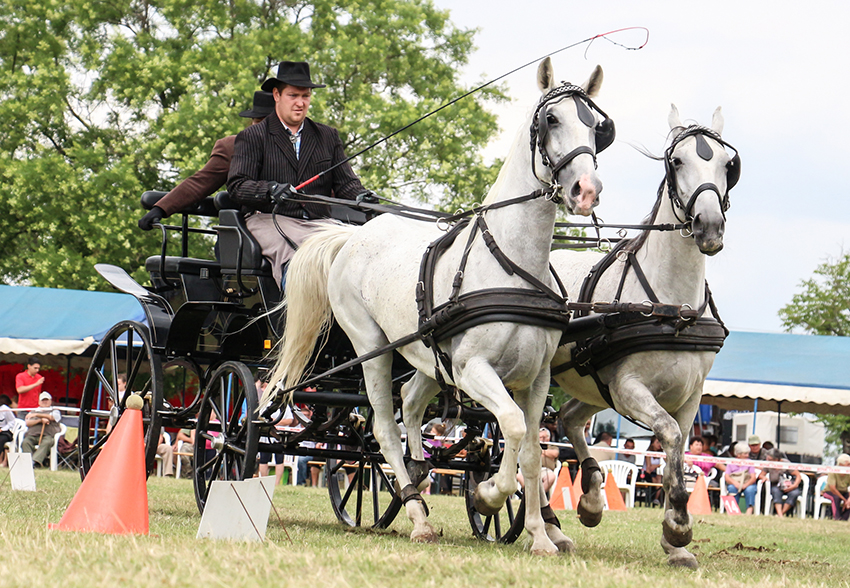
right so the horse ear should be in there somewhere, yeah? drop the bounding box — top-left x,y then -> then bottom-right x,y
537,57 -> 555,92
711,106 -> 725,135
582,65 -> 604,98
668,104 -> 682,130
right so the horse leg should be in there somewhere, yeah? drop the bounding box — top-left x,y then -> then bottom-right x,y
609,379 -> 693,550
453,357 -> 525,516
400,371 -> 442,489
560,399 -> 605,527
514,370 -> 568,556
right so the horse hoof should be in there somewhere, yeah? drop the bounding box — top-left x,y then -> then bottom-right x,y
530,544 -> 560,557
667,552 -> 699,569
577,497 -> 603,528
411,527 -> 439,544
472,483 -> 504,516
662,510 -> 693,548
546,524 -> 575,554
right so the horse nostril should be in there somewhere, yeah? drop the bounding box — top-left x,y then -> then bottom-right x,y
571,181 -> 581,198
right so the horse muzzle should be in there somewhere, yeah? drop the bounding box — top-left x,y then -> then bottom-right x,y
692,213 -> 724,255
565,173 -> 601,216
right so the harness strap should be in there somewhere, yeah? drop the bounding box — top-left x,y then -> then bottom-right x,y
399,483 -> 430,516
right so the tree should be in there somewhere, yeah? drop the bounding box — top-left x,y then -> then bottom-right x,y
0,0 -> 504,290
779,251 -> 850,453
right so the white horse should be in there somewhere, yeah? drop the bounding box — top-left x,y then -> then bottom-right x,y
264,58 -> 611,555
551,105 -> 739,568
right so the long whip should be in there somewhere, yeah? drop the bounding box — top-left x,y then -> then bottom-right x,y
294,27 -> 649,191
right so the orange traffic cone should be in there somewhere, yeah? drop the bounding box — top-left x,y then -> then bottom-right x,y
50,394 -> 148,534
549,465 -> 574,510
687,474 -> 712,515
572,468 -> 584,507
604,471 -> 627,511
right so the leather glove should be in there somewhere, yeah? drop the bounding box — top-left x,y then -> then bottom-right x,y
138,206 -> 165,231
268,182 -> 295,204
356,190 -> 380,204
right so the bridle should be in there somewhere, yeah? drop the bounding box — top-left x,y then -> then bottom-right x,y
529,83 -> 616,193
664,125 -> 741,224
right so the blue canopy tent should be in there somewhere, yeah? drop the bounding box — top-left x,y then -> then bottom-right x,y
704,331 -> 850,416
0,285 -> 145,355
0,285 -> 147,405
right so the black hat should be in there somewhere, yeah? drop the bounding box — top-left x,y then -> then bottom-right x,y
261,61 -> 326,92
238,91 -> 275,118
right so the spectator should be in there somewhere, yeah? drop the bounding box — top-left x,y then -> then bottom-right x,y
256,378 -> 297,486
105,374 -> 126,434
643,435 -> 664,506
15,357 -> 44,409
589,431 -> 613,463
747,435 -> 769,461
824,453 -> 850,521
617,438 -> 637,464
725,442 -> 759,514
0,394 -> 16,467
295,406 -> 322,486
761,448 -> 803,516
685,436 -> 713,476
21,392 -> 62,468
703,434 -> 720,456
517,428 -> 560,495
172,427 -> 195,478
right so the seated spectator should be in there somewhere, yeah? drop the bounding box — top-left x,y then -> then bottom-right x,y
294,406 -> 322,487
617,438 -> 637,464
0,394 -> 16,467
517,428 -> 560,495
824,453 -> 850,521
685,436 -> 713,476
589,431 -> 613,463
173,427 -> 195,477
725,442 -> 759,514
703,434 -> 720,456
21,392 -> 62,468
761,448 -> 802,516
643,435 -> 664,505
747,435 -> 769,461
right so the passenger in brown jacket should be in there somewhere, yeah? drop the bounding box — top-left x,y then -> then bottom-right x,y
138,91 -> 275,230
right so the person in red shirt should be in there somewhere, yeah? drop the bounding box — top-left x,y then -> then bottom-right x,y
15,357 -> 44,409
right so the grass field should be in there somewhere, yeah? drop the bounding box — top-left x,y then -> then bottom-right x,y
1,470 -> 848,588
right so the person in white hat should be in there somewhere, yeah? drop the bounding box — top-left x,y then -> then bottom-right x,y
21,392 -> 62,468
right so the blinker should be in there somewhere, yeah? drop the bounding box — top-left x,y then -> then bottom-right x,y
695,134 -> 713,161
575,98 -> 595,127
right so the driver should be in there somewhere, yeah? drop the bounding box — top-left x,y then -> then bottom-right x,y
227,61 -> 370,286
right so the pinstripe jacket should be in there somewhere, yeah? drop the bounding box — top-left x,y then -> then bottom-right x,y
227,113 -> 364,218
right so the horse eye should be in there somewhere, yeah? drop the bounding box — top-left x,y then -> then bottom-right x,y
671,157 -> 683,167
546,113 -> 558,125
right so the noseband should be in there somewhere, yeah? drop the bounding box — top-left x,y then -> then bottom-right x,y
529,83 -> 616,193
665,126 -> 741,223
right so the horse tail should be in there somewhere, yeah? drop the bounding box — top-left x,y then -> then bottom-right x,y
261,222 -> 358,408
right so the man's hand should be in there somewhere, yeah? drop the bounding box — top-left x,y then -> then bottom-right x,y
356,190 -> 380,204
139,206 -> 165,230
268,182 -> 295,204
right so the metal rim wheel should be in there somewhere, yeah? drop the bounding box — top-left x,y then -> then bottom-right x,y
193,361 -> 258,514
463,424 -> 525,543
326,410 -> 402,529
78,320 -> 163,479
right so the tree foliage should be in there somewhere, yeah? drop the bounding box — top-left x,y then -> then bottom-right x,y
779,251 -> 850,452
0,0 -> 504,290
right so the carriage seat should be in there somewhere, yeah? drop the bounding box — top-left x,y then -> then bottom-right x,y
144,255 -> 221,278
213,192 -> 274,277
141,190 -> 219,218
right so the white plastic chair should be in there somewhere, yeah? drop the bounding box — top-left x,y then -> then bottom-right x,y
813,475 -> 833,520
762,473 -> 810,518
17,421 -> 67,471
155,431 -> 171,477
598,459 -> 640,508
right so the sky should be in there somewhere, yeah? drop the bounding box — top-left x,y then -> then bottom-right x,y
431,0 -> 850,333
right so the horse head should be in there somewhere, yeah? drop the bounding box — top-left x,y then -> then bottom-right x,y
665,105 -> 740,255
532,58 -> 612,216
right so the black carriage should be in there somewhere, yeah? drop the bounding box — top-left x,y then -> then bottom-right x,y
78,191 -> 526,541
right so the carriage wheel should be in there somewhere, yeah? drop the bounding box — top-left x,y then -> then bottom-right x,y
326,409 -> 403,529
193,361 -> 258,514
326,456 -> 403,529
463,424 -> 525,543
78,320 -> 163,479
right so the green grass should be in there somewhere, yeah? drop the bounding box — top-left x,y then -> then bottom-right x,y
1,470 -> 848,588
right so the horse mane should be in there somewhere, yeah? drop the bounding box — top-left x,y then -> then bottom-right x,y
621,126 -> 686,254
